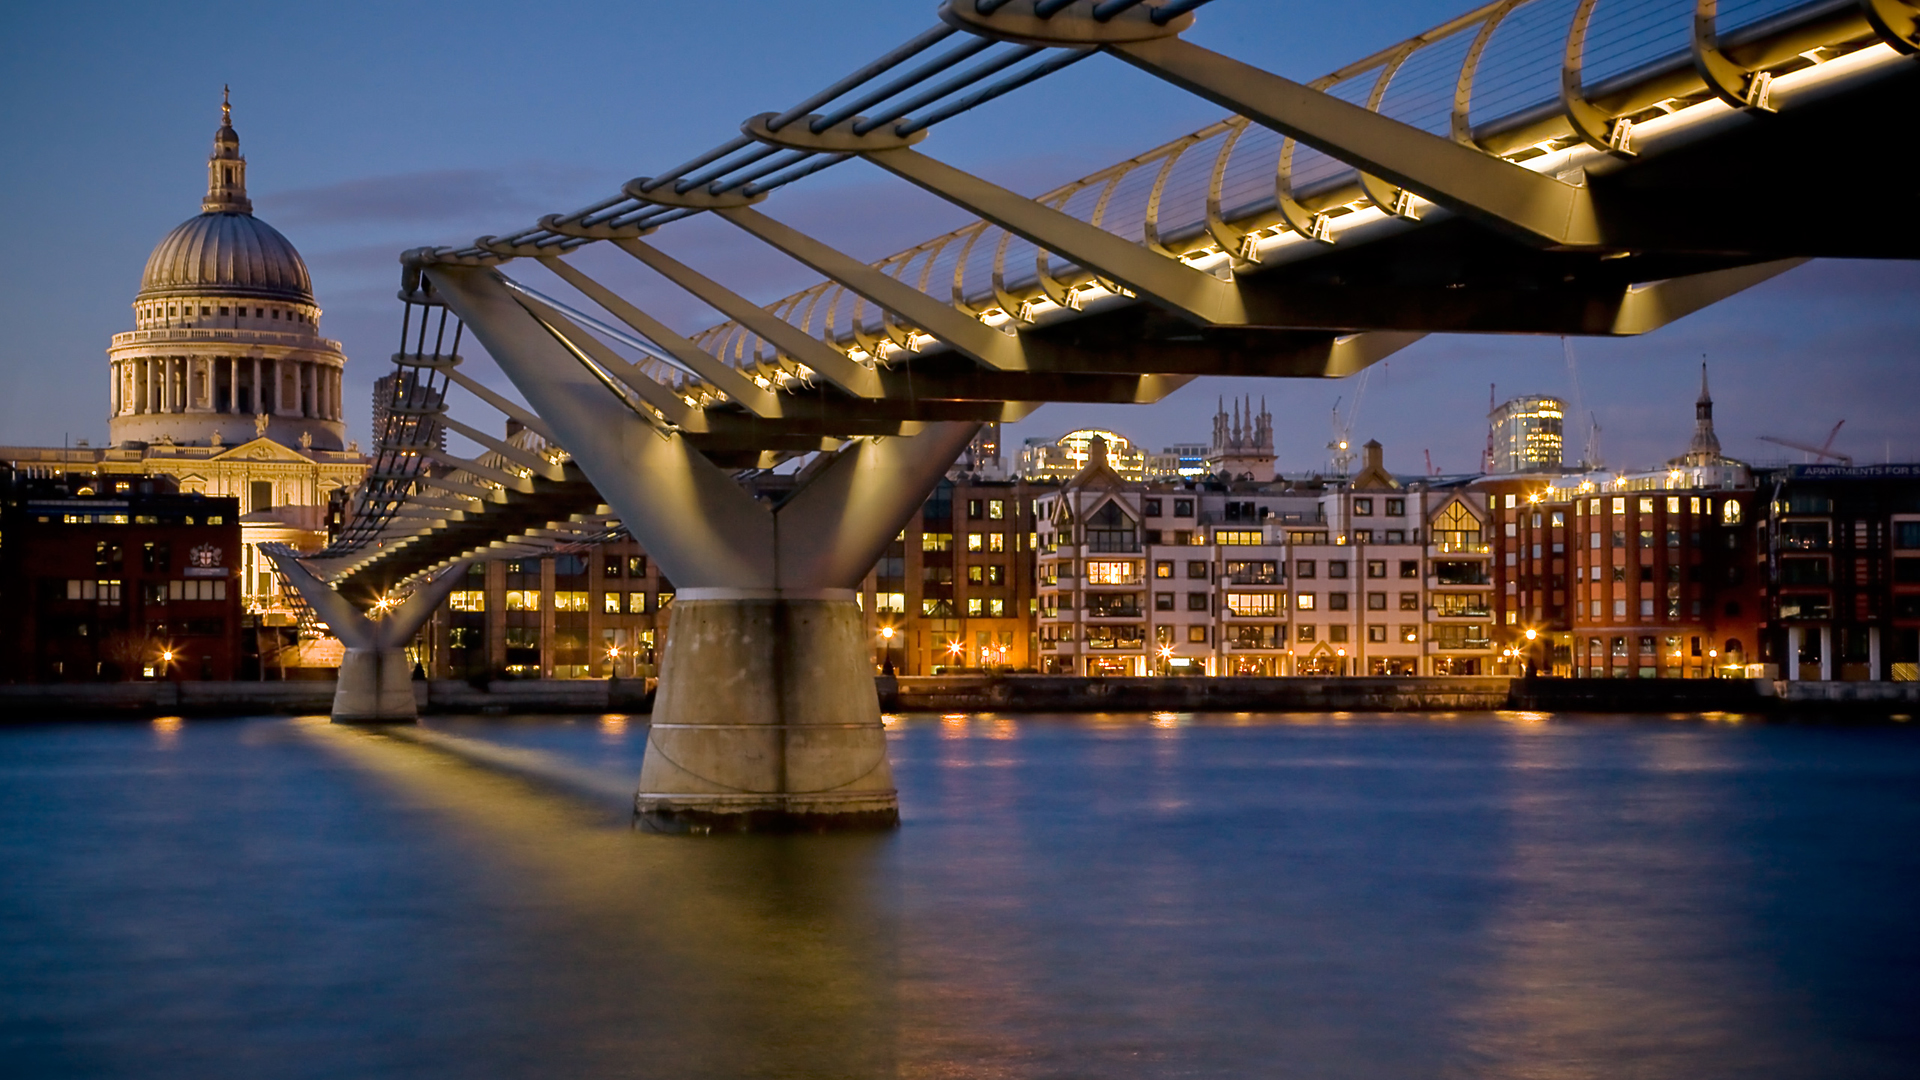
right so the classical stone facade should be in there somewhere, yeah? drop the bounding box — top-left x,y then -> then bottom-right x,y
108,93 -> 347,452
2,93 -> 364,622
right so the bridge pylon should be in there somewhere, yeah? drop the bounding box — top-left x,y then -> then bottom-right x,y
430,265 -> 978,832
266,551 -> 472,723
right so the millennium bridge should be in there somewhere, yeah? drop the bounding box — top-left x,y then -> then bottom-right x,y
268,0 -> 1919,829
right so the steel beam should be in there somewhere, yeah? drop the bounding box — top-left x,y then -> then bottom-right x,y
535,256 -> 784,416
1106,36 -> 1604,249
612,238 -> 885,398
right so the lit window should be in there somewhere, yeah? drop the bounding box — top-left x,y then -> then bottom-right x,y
1086,561 -> 1137,584
1226,593 -> 1277,616
989,499 -> 1004,520
1612,497 -> 1626,514
967,533 -> 983,552
1722,500 -> 1742,525
628,592 -> 647,614
988,533 -> 1005,552
553,591 -> 590,612
1154,561 -> 1173,578
1297,625 -> 1316,642
922,532 -> 953,552
604,592 -> 621,614
989,598 -> 1005,617
1216,530 -> 1261,545
503,589 -> 540,611
1666,497 -> 1681,513
877,592 -> 905,614
1296,592 -> 1316,611
449,590 -> 486,612
967,598 -> 984,616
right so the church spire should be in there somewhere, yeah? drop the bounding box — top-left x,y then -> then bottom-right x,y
1689,360 -> 1721,460
203,86 -> 252,214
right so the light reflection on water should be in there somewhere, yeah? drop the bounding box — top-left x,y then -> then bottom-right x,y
2,712 -> 1916,1079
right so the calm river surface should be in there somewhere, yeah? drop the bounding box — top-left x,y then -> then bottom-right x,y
3,712 -> 1917,1079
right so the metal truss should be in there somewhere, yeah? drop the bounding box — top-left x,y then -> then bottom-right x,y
306,0 -> 1915,595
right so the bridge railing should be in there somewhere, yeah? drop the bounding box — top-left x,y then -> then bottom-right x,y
659,0 -> 1875,379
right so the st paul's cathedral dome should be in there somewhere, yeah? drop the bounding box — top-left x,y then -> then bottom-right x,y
109,91 -> 348,453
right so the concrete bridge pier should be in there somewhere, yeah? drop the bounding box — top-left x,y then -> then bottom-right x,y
430,265 -> 979,831
268,551 -> 472,722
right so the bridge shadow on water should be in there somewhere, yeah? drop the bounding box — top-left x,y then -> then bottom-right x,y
296,718 -> 904,1079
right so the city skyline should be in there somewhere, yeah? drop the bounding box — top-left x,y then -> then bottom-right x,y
3,0 -> 1916,474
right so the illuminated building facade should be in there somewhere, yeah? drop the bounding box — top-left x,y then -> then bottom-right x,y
1017,429 -> 1153,482
1033,438 -> 1495,676
1487,394 -> 1565,474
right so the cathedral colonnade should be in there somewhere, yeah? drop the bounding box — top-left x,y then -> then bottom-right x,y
109,348 -> 344,424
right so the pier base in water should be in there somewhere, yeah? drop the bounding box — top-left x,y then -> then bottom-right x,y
635,595 -> 897,833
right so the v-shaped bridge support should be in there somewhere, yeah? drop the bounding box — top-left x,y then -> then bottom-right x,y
268,550 -> 473,722
430,265 -> 979,831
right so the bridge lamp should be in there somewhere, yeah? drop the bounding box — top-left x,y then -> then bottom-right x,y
1524,628 -> 1538,641
880,626 -> 896,641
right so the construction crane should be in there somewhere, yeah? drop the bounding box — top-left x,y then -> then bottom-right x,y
1328,367 -> 1371,477
1561,338 -> 1602,470
1760,421 -> 1851,466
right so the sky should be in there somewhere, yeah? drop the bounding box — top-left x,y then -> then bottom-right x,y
2,0 -> 1914,477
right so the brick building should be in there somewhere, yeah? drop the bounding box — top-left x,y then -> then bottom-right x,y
1762,464 -> 1920,681
859,475 -> 1049,675
415,534 -> 674,681
1,474 -> 243,682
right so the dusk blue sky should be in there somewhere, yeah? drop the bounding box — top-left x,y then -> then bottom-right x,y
3,0 -> 1914,475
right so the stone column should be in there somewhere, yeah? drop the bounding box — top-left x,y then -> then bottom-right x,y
252,356 -> 262,416
1869,625 -> 1882,682
1819,625 -> 1834,682
1787,626 -> 1802,681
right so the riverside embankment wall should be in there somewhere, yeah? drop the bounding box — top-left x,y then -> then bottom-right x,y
2,676 -> 1914,720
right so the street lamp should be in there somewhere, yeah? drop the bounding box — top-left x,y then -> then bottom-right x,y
879,625 -> 897,676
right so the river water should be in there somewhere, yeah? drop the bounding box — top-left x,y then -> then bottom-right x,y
2,712 -> 1916,1079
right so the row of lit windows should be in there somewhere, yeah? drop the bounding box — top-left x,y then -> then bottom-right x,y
447,589 -> 668,614
921,532 -> 1011,552
144,579 -> 229,602
1047,623 -> 1437,647
920,598 -> 1011,617
34,513 -> 225,526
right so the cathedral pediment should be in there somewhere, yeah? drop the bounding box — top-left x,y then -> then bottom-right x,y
210,437 -> 312,464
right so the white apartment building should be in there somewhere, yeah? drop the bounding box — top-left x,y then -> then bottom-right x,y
1034,439 -> 1494,677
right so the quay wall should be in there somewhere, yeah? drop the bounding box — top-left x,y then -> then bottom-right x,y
883,675 -> 1512,713
3,676 -> 1914,720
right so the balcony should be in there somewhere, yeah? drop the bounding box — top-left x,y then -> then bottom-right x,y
1429,540 -> 1491,555
1428,605 -> 1491,619
1429,572 -> 1492,588
1428,638 -> 1493,653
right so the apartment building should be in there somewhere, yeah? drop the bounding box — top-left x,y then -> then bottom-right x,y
859,475 -> 1049,674
1032,438 -> 1494,676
